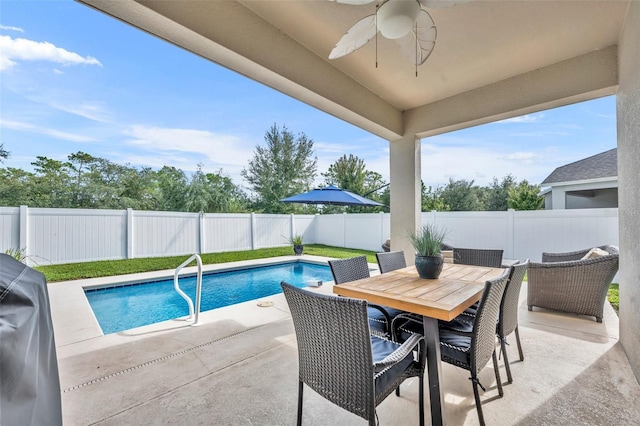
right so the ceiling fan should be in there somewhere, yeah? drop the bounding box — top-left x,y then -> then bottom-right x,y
328,0 -> 469,67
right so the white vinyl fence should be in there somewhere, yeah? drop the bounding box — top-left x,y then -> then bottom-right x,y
0,206 -> 618,266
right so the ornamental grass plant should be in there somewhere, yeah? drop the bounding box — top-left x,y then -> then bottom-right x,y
409,224 -> 448,257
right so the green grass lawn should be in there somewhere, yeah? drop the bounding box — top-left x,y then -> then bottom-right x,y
608,283 -> 619,313
36,244 -> 378,282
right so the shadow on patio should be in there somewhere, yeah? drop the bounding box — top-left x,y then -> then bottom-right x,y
54,282 -> 640,425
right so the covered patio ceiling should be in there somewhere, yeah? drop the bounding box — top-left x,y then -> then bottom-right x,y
76,0 -> 640,389
78,0 -> 629,141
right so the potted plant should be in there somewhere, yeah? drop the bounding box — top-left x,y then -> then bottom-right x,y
409,224 -> 448,279
289,234 -> 304,256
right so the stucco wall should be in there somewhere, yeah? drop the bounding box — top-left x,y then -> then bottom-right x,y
617,0 -> 640,382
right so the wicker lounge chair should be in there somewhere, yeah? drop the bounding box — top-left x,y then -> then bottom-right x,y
281,282 -> 426,426
453,248 -> 504,268
527,245 -> 619,322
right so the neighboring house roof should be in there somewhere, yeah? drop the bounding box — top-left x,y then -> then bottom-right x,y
541,148 -> 617,185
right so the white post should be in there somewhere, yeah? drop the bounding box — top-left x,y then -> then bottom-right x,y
127,208 -> 134,259
19,205 -> 28,265
507,209 -> 515,259
343,212 -> 348,248
380,211 -> 385,248
290,213 -> 296,241
250,212 -> 257,250
199,212 -> 205,254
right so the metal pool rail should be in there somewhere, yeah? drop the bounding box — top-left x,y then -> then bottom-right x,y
174,254 -> 203,326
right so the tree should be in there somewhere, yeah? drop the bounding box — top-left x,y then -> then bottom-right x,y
67,151 -> 100,207
241,124 -> 317,213
0,167 -> 35,206
508,180 -> 544,210
31,156 -> 73,207
0,143 -> 8,163
156,166 -> 188,211
422,183 -> 449,212
485,174 -> 517,211
323,154 -> 386,213
439,178 -> 484,211
119,166 -> 160,210
185,164 -> 214,213
323,154 -> 367,193
205,170 -> 249,212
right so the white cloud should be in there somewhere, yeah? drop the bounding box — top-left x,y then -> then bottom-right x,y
495,113 -> 545,124
124,125 -> 256,180
503,152 -> 538,162
0,25 -> 24,33
0,118 -> 95,143
47,100 -> 111,123
0,34 -> 102,71
421,145 -> 552,188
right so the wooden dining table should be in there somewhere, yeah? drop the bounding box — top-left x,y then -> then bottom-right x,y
333,262 -> 508,426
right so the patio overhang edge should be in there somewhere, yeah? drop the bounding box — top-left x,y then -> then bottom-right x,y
403,46 -> 619,139
77,0 -> 404,141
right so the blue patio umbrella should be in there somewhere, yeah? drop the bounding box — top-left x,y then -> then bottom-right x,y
280,185 -> 385,207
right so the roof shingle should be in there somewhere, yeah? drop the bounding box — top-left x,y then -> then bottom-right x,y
541,148 -> 617,185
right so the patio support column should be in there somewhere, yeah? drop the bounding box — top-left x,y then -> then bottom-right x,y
389,134 -> 421,265
617,0 -> 640,382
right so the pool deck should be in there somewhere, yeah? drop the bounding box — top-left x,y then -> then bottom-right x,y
50,255 -> 640,425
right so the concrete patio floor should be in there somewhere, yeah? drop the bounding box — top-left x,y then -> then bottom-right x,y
50,257 -> 640,425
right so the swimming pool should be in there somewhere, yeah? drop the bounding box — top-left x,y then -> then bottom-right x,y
85,261 -> 334,334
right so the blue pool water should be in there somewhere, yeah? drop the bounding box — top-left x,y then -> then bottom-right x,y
85,261 -> 333,334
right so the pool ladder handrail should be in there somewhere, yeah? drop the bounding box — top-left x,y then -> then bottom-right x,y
174,254 -> 203,326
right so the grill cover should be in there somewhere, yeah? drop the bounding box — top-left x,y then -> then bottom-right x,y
0,253 -> 62,425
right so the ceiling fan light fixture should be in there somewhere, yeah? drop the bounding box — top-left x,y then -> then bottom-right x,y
377,0 -> 421,39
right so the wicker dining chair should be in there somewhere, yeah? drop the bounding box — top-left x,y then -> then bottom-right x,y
329,255 -> 403,337
442,260 -> 529,384
375,250 -> 407,274
281,282 -> 426,426
527,245 -> 619,322
453,248 -> 504,268
439,269 -> 510,426
391,269 -> 510,426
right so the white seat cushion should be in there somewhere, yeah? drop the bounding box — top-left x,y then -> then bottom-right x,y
581,247 -> 609,260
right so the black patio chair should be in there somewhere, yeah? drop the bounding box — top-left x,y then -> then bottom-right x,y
441,260 -> 529,384
329,255 -> 403,337
453,247 -> 504,268
439,269 -> 509,425
375,250 -> 406,273
391,268 -> 510,426
281,282 -> 426,426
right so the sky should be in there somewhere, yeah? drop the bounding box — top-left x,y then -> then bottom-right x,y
0,0 -> 617,192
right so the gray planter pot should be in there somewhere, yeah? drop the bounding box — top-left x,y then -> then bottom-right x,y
415,254 -> 443,279
293,245 -> 304,256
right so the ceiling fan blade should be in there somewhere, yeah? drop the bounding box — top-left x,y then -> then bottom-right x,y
396,10 -> 436,66
329,14 -> 377,60
419,0 -> 471,9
